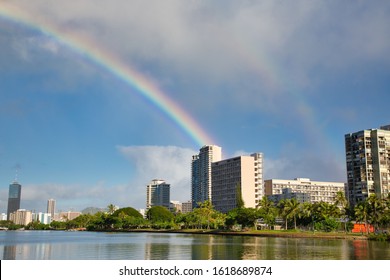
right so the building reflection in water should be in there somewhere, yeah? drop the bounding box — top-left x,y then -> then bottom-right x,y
2,242 -> 52,260
188,235 -> 370,260
3,245 -> 16,260
1,232 -> 389,260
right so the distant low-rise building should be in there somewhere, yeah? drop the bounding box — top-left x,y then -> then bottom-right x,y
0,213 -> 7,221
33,212 -> 52,225
181,201 -> 192,213
268,188 -> 311,204
58,211 -> 81,221
170,201 -> 182,213
265,178 -> 346,204
146,179 -> 170,210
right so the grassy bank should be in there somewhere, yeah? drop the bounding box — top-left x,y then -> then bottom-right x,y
111,228 -> 370,240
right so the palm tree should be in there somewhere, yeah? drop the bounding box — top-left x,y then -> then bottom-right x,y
334,191 -> 349,231
277,199 -> 289,230
299,202 -> 315,231
367,194 -> 385,231
257,196 -> 276,228
277,198 -> 300,230
334,191 -> 348,216
317,201 -> 340,220
107,204 -> 116,215
286,199 -> 300,230
354,201 -> 369,234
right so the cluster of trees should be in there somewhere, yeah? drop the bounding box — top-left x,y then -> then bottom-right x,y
2,192 -> 389,234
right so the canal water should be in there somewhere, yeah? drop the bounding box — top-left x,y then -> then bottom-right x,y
0,230 -> 389,260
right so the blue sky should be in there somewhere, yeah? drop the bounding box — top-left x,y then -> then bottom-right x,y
1,0 -> 389,213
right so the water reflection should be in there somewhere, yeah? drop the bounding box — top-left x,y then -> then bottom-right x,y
0,231 -> 389,260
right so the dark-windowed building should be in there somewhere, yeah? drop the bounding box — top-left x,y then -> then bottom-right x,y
7,181 -> 22,220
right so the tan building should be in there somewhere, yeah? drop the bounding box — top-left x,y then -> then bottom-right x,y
47,199 -> 56,218
58,211 -> 81,221
264,178 -> 346,204
211,154 -> 263,213
170,201 -> 182,213
9,209 -> 33,226
345,125 -> 390,205
181,200 -> 192,213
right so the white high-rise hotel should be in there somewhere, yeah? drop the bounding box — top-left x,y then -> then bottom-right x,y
191,145 -> 264,213
212,153 -> 263,213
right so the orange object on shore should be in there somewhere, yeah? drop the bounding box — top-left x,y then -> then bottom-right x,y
351,223 -> 374,233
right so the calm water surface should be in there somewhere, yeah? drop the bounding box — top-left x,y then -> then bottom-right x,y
0,230 -> 389,260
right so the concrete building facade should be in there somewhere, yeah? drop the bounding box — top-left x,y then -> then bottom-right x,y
345,125 -> 390,205
191,145 -> 222,208
47,199 -> 56,218
211,153 -> 263,213
146,179 -> 171,210
264,178 -> 346,204
268,188 -> 311,204
9,209 -> 32,226
181,200 -> 192,213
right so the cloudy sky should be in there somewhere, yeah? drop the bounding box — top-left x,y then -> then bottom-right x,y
1,0 -> 389,213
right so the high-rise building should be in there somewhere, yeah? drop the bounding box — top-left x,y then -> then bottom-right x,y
251,153 -> 264,205
146,179 -> 171,210
264,178 -> 346,204
212,155 -> 262,213
7,181 -> 21,220
191,145 -> 222,208
47,199 -> 56,217
345,125 -> 390,205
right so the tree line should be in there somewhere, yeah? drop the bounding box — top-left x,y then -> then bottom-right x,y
1,192 -> 389,234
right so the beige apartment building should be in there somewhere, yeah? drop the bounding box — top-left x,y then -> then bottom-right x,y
211,153 -> 263,213
57,211 -> 81,221
264,178 -> 346,204
345,125 -> 390,205
9,209 -> 32,226
181,200 -> 192,213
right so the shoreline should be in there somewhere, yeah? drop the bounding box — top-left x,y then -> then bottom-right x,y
100,228 -> 369,240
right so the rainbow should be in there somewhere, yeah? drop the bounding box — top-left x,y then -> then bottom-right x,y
0,3 -> 215,148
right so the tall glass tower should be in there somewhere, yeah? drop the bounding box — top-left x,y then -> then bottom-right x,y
7,181 -> 22,220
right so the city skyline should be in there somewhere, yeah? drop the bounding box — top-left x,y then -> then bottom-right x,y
1,1 -> 390,212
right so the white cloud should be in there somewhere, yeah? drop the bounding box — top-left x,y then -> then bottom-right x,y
117,145 -> 196,205
6,0 -> 388,124
11,0 -> 390,85
264,154 -> 346,183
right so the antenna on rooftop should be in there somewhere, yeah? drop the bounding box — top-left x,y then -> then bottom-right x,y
14,164 -> 21,183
